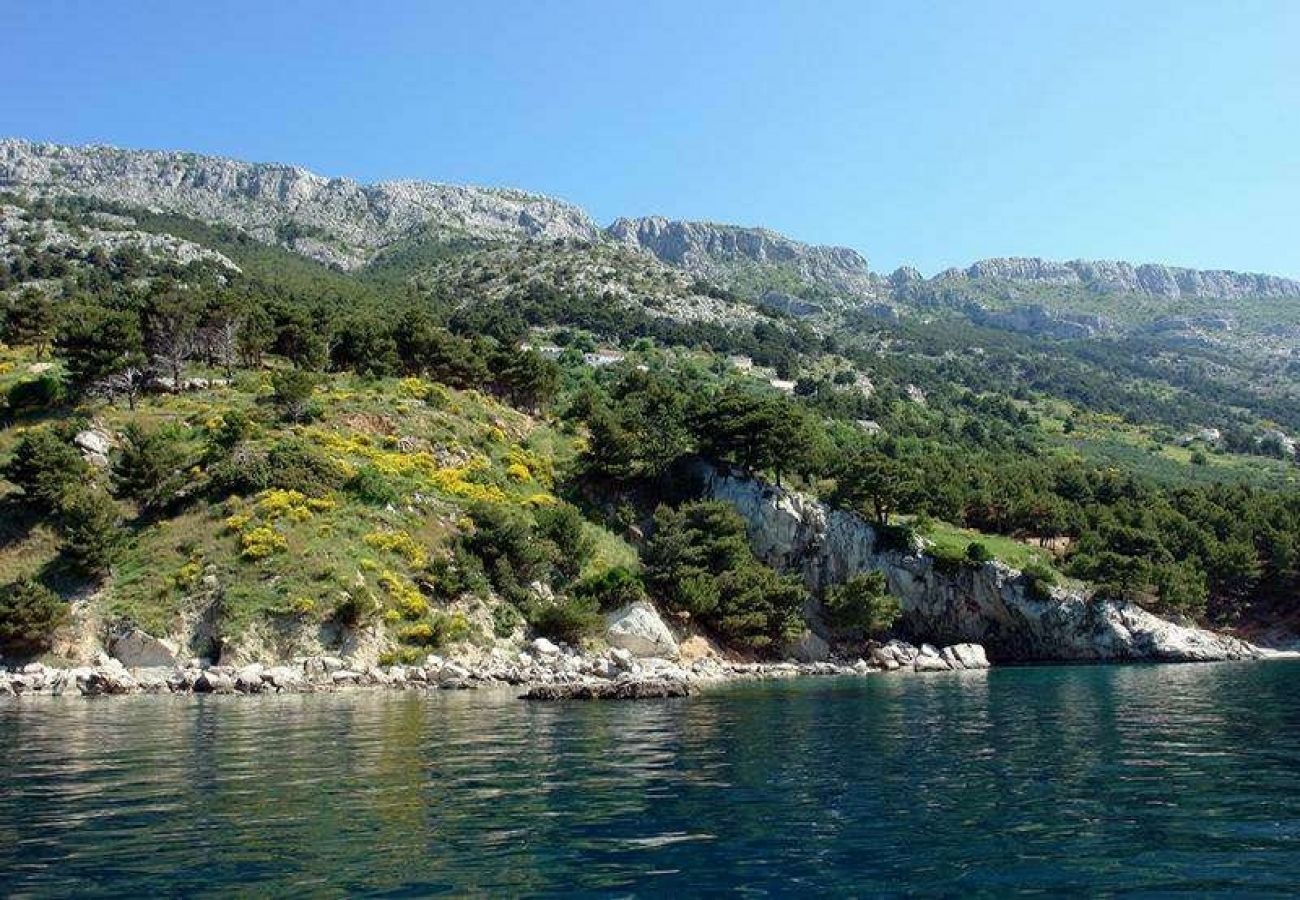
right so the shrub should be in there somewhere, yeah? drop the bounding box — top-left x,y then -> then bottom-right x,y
822,571 -> 900,636
346,465 -> 400,505
965,541 -> 993,564
1021,562 -> 1058,600
331,590 -> 379,627
572,566 -> 647,611
57,487 -> 122,575
460,502 -> 547,597
929,542 -> 968,575
112,421 -> 189,512
207,444 -> 272,498
528,596 -> 602,646
534,502 -> 594,582
875,522 -> 918,554
266,439 -> 346,496
2,427 -> 89,508
6,375 -> 65,414
0,578 -> 67,656
492,601 -> 524,638
270,369 -> 320,423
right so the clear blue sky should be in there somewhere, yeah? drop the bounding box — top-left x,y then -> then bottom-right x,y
3,1 -> 1296,277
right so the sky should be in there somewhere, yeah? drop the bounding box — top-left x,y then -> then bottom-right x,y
3,1 -> 1297,277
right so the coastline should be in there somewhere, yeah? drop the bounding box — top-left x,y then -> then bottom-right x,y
0,639 -> 993,700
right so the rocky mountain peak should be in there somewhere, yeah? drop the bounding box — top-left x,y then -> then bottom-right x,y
938,255 -> 1300,301
606,215 -> 877,299
0,138 -> 601,269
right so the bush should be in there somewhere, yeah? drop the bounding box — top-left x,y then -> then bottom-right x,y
6,375 -> 66,414
57,487 -> 122,575
965,541 -> 993,564
461,502 -> 547,597
266,439 -> 346,496
2,427 -> 89,508
533,502 -> 594,582
1021,562 -> 1058,600
346,465 -> 400,506
822,571 -> 900,636
207,444 -> 272,498
331,590 -> 379,627
270,369 -> 320,423
875,522 -> 918,554
527,596 -> 602,646
571,566 -> 647,611
113,421 -> 188,511
645,501 -> 807,651
0,578 -> 67,656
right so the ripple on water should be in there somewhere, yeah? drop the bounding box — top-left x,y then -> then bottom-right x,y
2,662 -> 1299,896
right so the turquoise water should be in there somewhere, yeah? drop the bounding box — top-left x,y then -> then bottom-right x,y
2,661 -> 1298,897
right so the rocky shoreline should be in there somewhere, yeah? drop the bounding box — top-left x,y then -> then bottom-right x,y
0,638 -> 991,700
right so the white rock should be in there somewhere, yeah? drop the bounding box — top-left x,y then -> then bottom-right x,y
111,628 -> 178,668
786,630 -> 830,663
530,637 -> 560,656
605,602 -> 680,659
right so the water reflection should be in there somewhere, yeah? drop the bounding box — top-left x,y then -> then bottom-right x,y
2,662 -> 1299,896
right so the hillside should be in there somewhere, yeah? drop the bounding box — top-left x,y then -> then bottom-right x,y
2,138 -> 1300,674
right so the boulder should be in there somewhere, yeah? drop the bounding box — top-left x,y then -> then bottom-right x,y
786,629 -> 830,663
74,430 -> 112,466
193,670 -> 235,694
605,602 -> 680,659
913,644 -> 952,672
530,637 -> 561,656
111,628 -> 178,668
942,643 -> 990,670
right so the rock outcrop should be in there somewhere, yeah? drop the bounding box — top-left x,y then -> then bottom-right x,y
0,139 -> 600,269
935,256 -> 1300,301
698,462 -> 1262,663
605,601 -> 680,659
607,216 -> 879,300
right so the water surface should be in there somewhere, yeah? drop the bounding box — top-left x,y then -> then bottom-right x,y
2,661 -> 1298,897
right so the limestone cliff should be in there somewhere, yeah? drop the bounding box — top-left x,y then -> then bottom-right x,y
0,139 -> 600,269
607,215 -> 880,302
698,462 -> 1261,663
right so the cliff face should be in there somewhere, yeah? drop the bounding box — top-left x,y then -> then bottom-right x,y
607,215 -> 879,300
0,139 -> 600,269
936,256 -> 1300,301
699,463 -> 1261,663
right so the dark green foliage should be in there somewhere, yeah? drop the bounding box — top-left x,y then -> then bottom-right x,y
822,571 -> 900,636
57,487 -> 122,575
6,374 -> 66,415
460,502 -> 548,602
0,578 -> 67,656
645,500 -> 806,651
112,422 -> 189,512
54,303 -> 145,398
527,595 -> 602,645
270,369 -> 320,423
2,287 -> 56,355
966,541 -> 993,564
697,387 -> 821,485
331,591 -> 379,627
571,566 -> 647,611
265,439 -> 346,496
2,427 -> 89,508
206,445 -> 272,498
1020,562 -> 1057,601
533,502 -> 594,582
345,465 -> 400,506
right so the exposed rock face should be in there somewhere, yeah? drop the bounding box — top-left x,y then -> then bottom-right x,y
697,462 -> 1262,663
937,256 -> 1300,301
110,628 -> 178,668
607,216 -> 878,299
0,139 -> 601,269
965,303 -> 1111,339
605,601 -> 680,659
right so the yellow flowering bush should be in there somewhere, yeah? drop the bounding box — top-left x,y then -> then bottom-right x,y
506,462 -> 531,483
257,489 -> 335,522
363,530 -> 427,568
379,571 -> 428,619
240,526 -> 288,559
174,560 -> 203,589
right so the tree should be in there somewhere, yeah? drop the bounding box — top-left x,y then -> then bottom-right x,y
0,578 -> 68,656
491,348 -> 560,413
55,303 -> 145,401
145,291 -> 203,388
271,369 -> 319,423
1,428 -> 89,508
697,389 -> 820,485
835,448 -> 913,526
112,422 -> 189,512
2,287 -> 56,356
822,571 -> 900,635
57,486 -> 122,576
